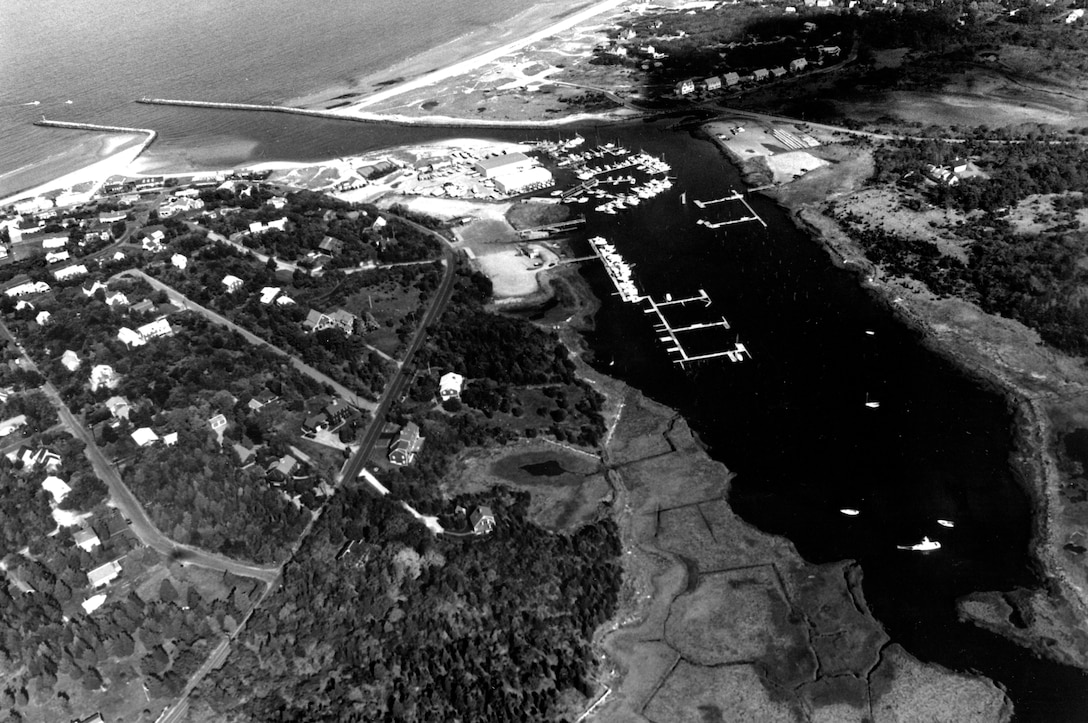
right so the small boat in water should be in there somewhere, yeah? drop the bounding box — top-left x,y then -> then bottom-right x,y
897,536 -> 941,552
840,508 -> 860,517
865,394 -> 880,409
937,519 -> 955,528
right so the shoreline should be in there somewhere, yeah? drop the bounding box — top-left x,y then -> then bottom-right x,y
763,168 -> 1088,670
536,265 -> 1012,721
288,0 -> 628,113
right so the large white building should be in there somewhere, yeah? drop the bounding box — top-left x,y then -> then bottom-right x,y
475,152 -> 535,179
494,167 -> 554,195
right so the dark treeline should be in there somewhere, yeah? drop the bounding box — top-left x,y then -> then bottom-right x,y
190,487 -> 622,722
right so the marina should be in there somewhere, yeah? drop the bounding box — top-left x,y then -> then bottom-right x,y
587,236 -> 750,367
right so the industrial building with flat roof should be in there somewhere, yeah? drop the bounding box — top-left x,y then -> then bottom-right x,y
474,152 -> 535,178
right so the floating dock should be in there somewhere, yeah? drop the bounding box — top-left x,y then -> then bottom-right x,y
692,189 -> 767,229
516,216 -> 585,240
586,236 -> 751,367
644,291 -> 751,366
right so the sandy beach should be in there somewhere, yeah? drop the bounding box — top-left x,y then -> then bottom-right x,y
292,0 -> 629,113
0,133 -> 148,207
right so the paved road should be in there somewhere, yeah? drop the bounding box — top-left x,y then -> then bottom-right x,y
157,213 -> 458,720
0,319 -> 278,583
116,269 -> 379,413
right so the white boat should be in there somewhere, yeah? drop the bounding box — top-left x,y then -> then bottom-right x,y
865,394 -> 880,409
840,508 -> 860,517
937,519 -> 955,528
865,330 -> 876,336
897,536 -> 941,552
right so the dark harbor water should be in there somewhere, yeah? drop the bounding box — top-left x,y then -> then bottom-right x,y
575,123 -> 1088,721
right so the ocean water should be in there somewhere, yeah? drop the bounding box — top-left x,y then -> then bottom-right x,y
0,0 -> 553,196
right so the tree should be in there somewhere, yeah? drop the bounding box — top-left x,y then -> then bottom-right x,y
158,578 -> 179,604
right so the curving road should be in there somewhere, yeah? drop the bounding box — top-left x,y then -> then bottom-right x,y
115,268 -> 379,413
0,319 -> 279,583
156,212 -> 458,721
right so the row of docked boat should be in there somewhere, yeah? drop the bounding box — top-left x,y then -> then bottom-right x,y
587,177 -> 674,213
588,236 -> 643,303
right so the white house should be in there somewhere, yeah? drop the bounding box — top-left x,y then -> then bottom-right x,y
471,506 -> 496,535
0,415 -> 27,437
131,427 -> 159,447
45,250 -> 70,264
105,291 -> 129,308
222,275 -> 243,292
105,396 -> 131,420
259,287 -> 281,305
137,318 -> 173,341
35,310 -> 51,326
89,364 -> 120,392
439,372 -> 464,401
41,236 -> 68,250
6,281 -> 50,297
74,528 -> 101,552
117,327 -> 146,347
61,349 -> 81,371
88,560 -> 122,589
53,264 -> 89,281
171,254 -> 188,270
82,279 -> 108,297
41,476 -> 71,504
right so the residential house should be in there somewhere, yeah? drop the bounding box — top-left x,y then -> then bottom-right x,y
117,327 -> 145,348
276,294 -> 295,306
302,309 -> 332,333
163,432 -> 178,446
259,287 -> 281,305
752,68 -> 770,81
53,264 -> 89,281
222,275 -> 243,292
137,318 -> 173,341
323,399 -> 353,428
329,309 -> 358,335
105,396 -> 131,420
74,527 -> 101,552
87,560 -> 122,589
5,281 -> 50,297
471,506 -> 496,535
81,595 -> 107,615
41,475 -> 71,504
35,310 -> 51,326
675,79 -> 695,95
439,372 -> 464,401
209,413 -> 228,433
61,349 -> 81,371
388,422 -> 424,466
80,278 -> 107,295
771,66 -> 787,78
233,443 -> 256,467
817,45 -> 841,58
89,364 -> 120,392
703,75 -> 722,91
267,196 -> 288,209
99,211 -> 127,224
41,236 -> 68,250
45,250 -> 70,264
131,427 -> 159,447
105,291 -> 130,308
76,711 -> 106,723
789,57 -> 808,73
0,415 -> 27,438
370,216 -> 388,232
129,299 -> 155,315
248,217 -> 288,235
267,454 -> 299,483
318,236 -> 344,255
722,72 -> 740,87
171,253 -> 188,270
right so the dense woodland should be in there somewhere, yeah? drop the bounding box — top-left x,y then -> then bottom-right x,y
191,488 -> 621,722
